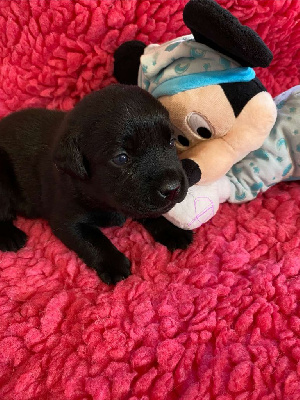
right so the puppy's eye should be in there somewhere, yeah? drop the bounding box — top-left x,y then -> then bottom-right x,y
170,137 -> 176,147
112,153 -> 129,166
187,112 -> 213,139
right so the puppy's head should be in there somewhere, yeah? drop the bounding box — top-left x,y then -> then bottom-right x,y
54,84 -> 188,218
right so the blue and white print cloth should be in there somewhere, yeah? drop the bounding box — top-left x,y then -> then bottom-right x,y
227,85 -> 300,202
137,34 -> 255,99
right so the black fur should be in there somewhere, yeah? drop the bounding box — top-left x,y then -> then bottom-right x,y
0,84 -> 192,285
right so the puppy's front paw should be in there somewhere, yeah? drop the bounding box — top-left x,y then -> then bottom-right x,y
140,216 -> 193,252
94,211 -> 126,228
99,253 -> 131,285
0,223 -> 27,252
155,228 -> 193,252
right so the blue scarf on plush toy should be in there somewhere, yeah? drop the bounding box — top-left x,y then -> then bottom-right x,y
138,35 -> 255,98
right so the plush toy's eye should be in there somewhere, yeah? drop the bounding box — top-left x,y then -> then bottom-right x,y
177,135 -> 189,147
187,112 -> 213,139
112,153 -> 129,166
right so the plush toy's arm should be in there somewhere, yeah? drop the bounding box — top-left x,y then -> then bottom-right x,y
164,175 -> 233,230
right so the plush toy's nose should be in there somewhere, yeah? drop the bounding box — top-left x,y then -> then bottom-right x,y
181,159 -> 201,186
158,182 -> 181,201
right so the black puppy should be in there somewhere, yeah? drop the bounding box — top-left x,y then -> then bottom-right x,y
0,84 -> 192,284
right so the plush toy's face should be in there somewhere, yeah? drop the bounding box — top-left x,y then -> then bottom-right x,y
113,0 -> 278,186
160,86 -> 235,151
159,86 -> 277,184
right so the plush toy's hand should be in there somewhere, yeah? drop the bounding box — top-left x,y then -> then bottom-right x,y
164,176 -> 232,230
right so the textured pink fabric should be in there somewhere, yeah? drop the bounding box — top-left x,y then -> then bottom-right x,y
0,1 -> 299,399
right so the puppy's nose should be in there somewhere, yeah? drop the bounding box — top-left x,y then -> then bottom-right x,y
158,182 -> 181,201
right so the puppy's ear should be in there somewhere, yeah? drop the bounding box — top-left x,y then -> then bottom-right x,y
54,127 -> 89,180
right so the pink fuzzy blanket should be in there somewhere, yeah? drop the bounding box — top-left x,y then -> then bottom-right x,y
0,1 -> 299,399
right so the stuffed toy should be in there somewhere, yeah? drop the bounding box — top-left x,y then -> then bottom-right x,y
114,0 -> 300,230
164,85 -> 300,229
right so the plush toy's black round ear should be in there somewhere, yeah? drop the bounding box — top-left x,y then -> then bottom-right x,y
114,41 -> 146,85
183,0 -> 273,68
181,159 -> 201,186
